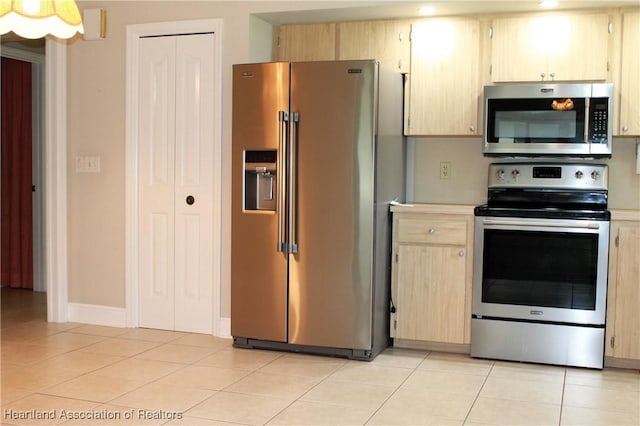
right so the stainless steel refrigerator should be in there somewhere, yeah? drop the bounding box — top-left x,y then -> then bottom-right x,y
231,60 -> 404,360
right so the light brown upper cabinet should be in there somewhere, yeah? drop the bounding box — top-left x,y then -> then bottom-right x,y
619,12 -> 640,136
274,23 -> 336,62
337,20 -> 411,73
406,18 -> 480,136
490,13 -> 610,82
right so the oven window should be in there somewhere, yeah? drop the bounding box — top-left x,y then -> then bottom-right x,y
482,229 -> 598,310
486,98 -> 586,144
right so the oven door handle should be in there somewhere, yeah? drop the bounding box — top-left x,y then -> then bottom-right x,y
482,219 -> 601,230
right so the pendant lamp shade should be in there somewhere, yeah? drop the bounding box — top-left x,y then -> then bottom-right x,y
0,0 -> 84,39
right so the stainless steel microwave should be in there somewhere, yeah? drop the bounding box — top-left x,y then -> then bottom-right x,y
483,83 -> 613,157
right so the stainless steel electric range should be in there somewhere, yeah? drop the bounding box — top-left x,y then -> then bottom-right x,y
471,163 -> 610,369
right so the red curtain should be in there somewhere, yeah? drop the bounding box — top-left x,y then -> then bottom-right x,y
1,57 -> 33,289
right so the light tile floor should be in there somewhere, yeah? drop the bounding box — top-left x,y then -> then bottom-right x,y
1,288 -> 639,426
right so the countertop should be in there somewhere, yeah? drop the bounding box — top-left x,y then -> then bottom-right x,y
390,203 -> 476,215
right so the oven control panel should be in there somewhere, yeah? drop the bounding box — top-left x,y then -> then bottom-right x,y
489,163 -> 608,190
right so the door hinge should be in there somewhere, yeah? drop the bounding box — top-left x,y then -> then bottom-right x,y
608,22 -> 613,34
393,318 -> 397,330
607,60 -> 610,72
615,235 -> 619,247
610,335 -> 615,348
489,26 -> 493,39
489,64 -> 493,76
395,253 -> 399,263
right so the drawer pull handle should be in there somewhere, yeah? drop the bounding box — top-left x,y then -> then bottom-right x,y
428,228 -> 435,234
459,250 -> 465,257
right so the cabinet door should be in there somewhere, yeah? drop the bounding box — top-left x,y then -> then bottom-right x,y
274,23 -> 336,61
491,15 -> 548,82
619,12 -> 640,136
491,13 -> 609,82
611,225 -> 640,360
407,18 -> 479,135
395,244 -> 466,343
338,20 -> 411,73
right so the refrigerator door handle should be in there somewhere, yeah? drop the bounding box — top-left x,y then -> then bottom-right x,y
288,112 -> 299,253
277,111 -> 288,252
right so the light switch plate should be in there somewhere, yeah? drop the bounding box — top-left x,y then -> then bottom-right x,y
75,156 -> 101,173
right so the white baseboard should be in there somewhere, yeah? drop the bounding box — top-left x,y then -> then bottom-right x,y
67,303 -> 231,338
218,316 -> 231,338
67,303 -> 127,328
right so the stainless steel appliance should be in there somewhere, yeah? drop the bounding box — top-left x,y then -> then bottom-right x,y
483,83 -> 613,156
231,60 -> 404,360
471,163 -> 610,369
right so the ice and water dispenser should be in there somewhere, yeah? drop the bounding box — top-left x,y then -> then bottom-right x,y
244,150 -> 277,211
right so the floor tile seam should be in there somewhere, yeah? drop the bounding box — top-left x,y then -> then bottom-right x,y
360,356 -> 421,426
2,346 -> 86,365
34,367 -> 155,404
64,331 -> 130,340
462,359 -> 496,425
257,372 -> 354,426
296,393 -> 389,412
253,360 -> 357,425
416,368 -> 493,377
132,352 -> 213,366
490,365 -> 568,377
483,373 -> 570,387
6,391 -> 105,407
563,381 -> 640,392
0,389 -> 37,406
560,401 -> 640,415
102,386 -> 221,416
563,376 -> 640,386
35,383 -> 151,406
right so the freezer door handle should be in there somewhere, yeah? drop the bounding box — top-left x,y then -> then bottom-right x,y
288,112 -> 299,253
277,111 -> 288,252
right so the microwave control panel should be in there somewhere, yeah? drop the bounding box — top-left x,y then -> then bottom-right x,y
589,98 -> 609,144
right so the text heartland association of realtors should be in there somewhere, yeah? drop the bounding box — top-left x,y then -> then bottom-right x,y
3,408 -> 183,421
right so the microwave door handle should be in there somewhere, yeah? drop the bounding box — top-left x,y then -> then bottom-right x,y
584,97 -> 591,143
483,219 -> 600,230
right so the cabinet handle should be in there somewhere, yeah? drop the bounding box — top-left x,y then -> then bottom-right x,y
428,228 -> 435,234
459,250 -> 465,257
550,72 -> 555,81
469,125 -> 476,133
622,126 -> 629,133
540,72 -> 546,81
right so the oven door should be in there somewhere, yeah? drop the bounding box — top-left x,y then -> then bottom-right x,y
473,216 -> 609,325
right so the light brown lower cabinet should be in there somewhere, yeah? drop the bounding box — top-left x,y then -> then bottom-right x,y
390,205 -> 474,352
605,212 -> 640,368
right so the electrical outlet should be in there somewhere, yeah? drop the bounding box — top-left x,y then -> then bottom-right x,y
440,161 -> 451,179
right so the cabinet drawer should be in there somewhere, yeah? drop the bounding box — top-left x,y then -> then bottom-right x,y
397,218 -> 467,245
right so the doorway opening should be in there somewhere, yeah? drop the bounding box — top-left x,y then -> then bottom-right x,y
1,39 -> 45,303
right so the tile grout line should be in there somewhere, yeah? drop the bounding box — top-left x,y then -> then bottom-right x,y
362,350 -> 431,425
461,359 -> 495,425
557,368 -> 567,426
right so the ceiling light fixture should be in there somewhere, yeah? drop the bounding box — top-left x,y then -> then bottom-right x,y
0,0 -> 84,39
539,0 -> 559,8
